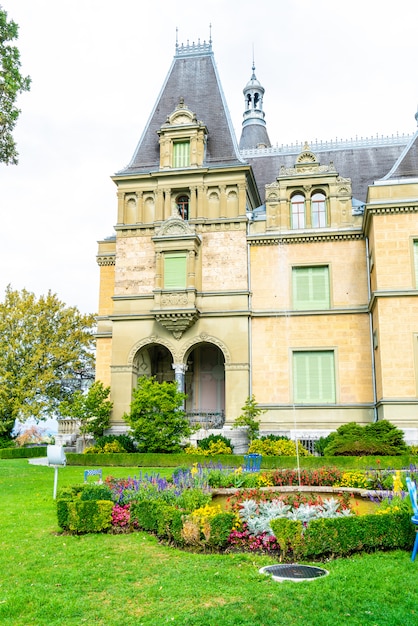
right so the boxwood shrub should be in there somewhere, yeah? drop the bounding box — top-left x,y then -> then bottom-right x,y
0,446 -> 47,459
66,451 -> 418,470
271,511 -> 415,560
67,500 -> 114,533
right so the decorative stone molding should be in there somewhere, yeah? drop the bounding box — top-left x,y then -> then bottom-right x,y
248,231 -> 363,245
154,310 -> 200,340
96,254 -> 115,266
153,215 -> 197,239
127,335 -> 178,365
181,332 -> 231,364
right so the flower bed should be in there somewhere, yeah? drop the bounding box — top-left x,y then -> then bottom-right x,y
56,465 -> 416,561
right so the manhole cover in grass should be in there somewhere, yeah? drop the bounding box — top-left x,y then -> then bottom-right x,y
260,564 -> 329,582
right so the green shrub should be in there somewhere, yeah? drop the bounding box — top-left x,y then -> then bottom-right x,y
95,434 -> 137,453
314,435 -> 332,456
155,504 -> 185,542
324,421 -> 407,456
185,441 -> 232,455
176,488 -> 211,512
0,437 -> 16,449
124,376 -> 191,453
249,438 -> 310,456
0,446 -> 46,459
270,511 -> 415,560
130,500 -> 165,533
198,434 -> 232,450
67,500 -> 114,533
259,434 -> 290,442
79,484 -> 113,501
56,484 -> 103,530
207,512 -> 236,548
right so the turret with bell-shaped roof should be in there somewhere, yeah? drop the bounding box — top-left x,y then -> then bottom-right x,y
239,61 -> 271,150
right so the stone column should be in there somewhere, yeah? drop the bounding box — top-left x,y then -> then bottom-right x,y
189,186 -> 197,220
220,185 -> 227,218
172,363 -> 188,404
117,191 -> 124,224
137,191 -> 143,223
155,189 -> 164,221
164,188 -> 171,220
238,183 -> 246,217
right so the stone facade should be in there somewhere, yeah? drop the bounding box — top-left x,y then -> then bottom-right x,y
95,40 -> 418,446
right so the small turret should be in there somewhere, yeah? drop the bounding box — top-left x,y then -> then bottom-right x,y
239,62 -> 271,150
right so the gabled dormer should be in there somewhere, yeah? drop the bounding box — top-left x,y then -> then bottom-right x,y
157,98 -> 208,170
265,144 -> 355,232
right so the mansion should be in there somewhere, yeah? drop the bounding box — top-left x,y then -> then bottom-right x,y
95,38 -> 418,449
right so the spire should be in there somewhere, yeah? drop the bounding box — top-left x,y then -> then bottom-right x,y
239,58 -> 271,150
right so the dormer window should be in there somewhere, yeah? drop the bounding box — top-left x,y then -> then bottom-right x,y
157,100 -> 208,170
291,193 -> 306,229
311,192 -> 327,227
173,141 -> 190,168
177,195 -> 189,220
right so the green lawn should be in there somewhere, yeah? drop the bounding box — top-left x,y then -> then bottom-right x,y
1,459 -> 417,625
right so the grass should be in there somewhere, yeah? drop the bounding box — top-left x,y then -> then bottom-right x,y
1,459 -> 418,625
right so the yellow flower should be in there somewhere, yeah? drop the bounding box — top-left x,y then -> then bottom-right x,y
190,463 -> 198,477
393,470 -> 403,495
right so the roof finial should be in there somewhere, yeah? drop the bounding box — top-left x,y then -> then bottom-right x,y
251,44 -> 256,78
175,26 -> 178,50
209,23 -> 212,45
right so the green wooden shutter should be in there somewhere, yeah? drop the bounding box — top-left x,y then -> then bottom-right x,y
173,141 -> 190,168
293,351 -> 335,403
414,241 -> 418,288
292,266 -> 329,310
164,253 -> 187,289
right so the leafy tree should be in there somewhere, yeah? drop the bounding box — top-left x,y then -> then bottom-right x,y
59,381 -> 112,440
0,286 -> 96,439
232,395 -> 265,442
124,376 -> 192,453
0,6 -> 31,164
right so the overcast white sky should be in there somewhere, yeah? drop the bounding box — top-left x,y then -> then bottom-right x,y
1,0 -> 418,314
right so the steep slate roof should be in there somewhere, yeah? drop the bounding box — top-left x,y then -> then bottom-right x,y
118,42 -> 415,204
381,129 -> 418,181
242,138 -> 410,203
119,42 -> 243,175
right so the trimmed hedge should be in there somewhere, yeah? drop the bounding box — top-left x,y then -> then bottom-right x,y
66,452 -> 418,470
271,511 -> 415,560
67,500 -> 114,533
130,498 -> 235,549
0,446 -> 47,459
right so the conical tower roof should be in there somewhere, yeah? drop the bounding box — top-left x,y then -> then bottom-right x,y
239,63 -> 271,150
119,40 -> 243,174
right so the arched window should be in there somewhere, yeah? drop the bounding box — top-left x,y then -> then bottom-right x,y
177,195 -> 189,220
291,193 -> 306,229
311,192 -> 327,228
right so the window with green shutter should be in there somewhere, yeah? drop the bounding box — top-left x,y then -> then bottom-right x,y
293,350 -> 336,403
414,240 -> 418,288
173,141 -> 190,168
164,253 -> 187,289
292,266 -> 330,310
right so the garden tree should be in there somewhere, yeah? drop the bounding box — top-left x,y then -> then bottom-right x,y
59,381 -> 112,440
0,286 -> 96,439
0,6 -> 31,164
232,395 -> 265,442
124,376 -> 192,453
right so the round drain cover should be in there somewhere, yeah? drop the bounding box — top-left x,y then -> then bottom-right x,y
260,564 -> 329,582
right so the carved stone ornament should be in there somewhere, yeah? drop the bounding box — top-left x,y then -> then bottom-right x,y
154,309 -> 200,340
154,215 -> 196,237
